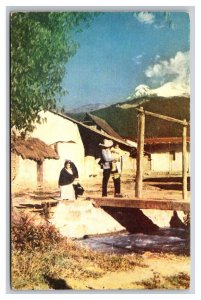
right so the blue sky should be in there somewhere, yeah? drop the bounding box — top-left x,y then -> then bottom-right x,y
59,11 -> 190,110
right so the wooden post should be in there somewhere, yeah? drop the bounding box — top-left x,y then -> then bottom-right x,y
136,109 -> 190,126
182,119 -> 188,200
37,161 -> 43,188
135,107 -> 145,198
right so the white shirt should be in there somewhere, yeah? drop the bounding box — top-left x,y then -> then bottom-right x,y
102,148 -> 113,169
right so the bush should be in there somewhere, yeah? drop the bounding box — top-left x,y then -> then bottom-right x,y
11,211 -> 63,252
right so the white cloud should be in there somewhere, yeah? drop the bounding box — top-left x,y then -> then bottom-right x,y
134,12 -> 175,30
155,54 -> 161,61
124,52 -> 190,100
145,51 -> 190,89
132,53 -> 144,65
151,82 -> 189,97
153,23 -> 165,30
134,12 -> 155,25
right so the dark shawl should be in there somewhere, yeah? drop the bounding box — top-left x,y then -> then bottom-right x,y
58,163 -> 78,186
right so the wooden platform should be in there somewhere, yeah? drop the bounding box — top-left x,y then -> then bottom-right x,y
87,197 -> 190,212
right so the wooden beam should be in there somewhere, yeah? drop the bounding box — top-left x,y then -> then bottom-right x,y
135,107 -> 145,198
136,107 -> 190,126
89,197 -> 190,212
182,120 -> 188,200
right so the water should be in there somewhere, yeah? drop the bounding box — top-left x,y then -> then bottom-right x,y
79,228 -> 190,255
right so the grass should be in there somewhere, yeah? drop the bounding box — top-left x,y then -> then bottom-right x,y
11,211 -> 144,290
135,271 -> 190,290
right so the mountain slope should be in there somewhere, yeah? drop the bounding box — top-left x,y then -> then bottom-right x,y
69,96 -> 190,139
66,103 -> 109,113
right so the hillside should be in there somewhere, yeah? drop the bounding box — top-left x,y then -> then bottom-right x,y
68,96 -> 190,139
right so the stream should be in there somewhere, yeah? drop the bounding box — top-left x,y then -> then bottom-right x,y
79,228 -> 190,255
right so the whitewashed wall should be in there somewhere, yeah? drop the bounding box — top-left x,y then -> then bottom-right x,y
150,151 -> 190,172
151,153 -> 170,172
13,155 -> 37,186
31,111 -> 81,145
122,155 -> 136,174
43,142 -> 85,183
31,111 -> 85,181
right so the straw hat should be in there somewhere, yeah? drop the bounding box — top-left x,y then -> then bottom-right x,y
99,139 -> 113,148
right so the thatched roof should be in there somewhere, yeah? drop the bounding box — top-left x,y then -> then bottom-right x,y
11,137 -> 59,162
83,113 -> 123,140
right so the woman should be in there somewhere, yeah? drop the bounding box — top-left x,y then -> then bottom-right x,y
58,160 -> 78,200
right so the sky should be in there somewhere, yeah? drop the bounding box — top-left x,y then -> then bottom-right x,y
58,11 -> 190,110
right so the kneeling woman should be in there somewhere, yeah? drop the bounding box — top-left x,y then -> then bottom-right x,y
58,160 -> 78,200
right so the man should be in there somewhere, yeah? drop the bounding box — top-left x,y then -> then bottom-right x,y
111,143 -> 123,197
99,139 -> 113,197
99,139 -> 123,197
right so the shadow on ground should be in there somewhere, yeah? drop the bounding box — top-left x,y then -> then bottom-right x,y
102,207 -> 159,233
144,177 -> 190,191
43,274 -> 72,290
102,207 -> 187,234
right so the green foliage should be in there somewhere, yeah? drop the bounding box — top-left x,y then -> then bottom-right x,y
10,12 -> 95,134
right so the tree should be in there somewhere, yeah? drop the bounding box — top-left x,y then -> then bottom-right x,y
11,12 -> 96,135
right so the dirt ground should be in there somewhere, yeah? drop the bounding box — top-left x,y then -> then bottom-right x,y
11,174 -> 190,230
12,173 -> 190,205
67,252 -> 190,290
11,174 -> 191,291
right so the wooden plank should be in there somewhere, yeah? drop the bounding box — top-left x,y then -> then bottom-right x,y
135,107 -> 145,198
182,121 -> 188,200
89,197 -> 190,212
136,108 -> 190,126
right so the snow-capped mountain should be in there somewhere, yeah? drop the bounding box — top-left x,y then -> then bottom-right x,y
132,84 -> 153,98
151,82 -> 190,97
129,82 -> 190,99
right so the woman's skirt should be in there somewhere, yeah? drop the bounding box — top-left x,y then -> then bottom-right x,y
60,183 -> 75,200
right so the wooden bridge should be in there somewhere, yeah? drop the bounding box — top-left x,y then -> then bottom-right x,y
88,197 -> 190,212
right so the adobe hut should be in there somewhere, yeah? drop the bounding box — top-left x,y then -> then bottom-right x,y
144,137 -> 190,175
11,110 -> 136,187
11,137 -> 59,187
30,110 -> 86,181
31,110 -> 135,178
